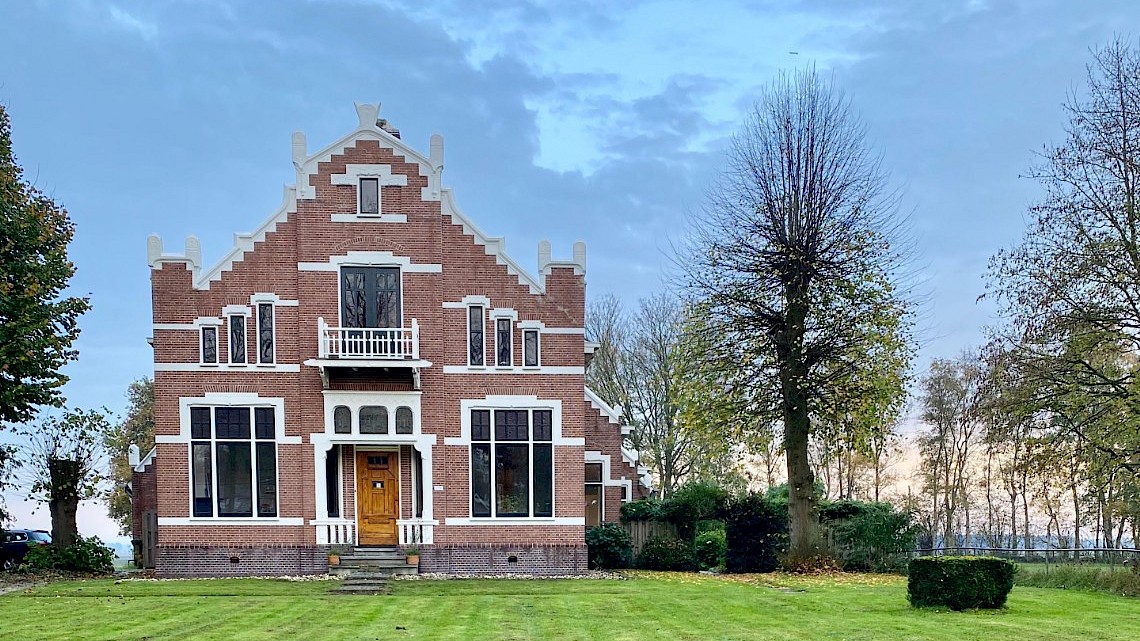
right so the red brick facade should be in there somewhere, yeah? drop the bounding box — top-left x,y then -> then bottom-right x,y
141,104 -> 647,576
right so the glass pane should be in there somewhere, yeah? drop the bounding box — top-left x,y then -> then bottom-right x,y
192,442 -> 213,517
585,484 -> 602,527
190,407 -> 211,439
201,327 -> 217,363
471,444 -> 492,518
395,407 -> 413,434
533,410 -> 552,441
533,444 -> 553,518
254,407 -> 274,440
229,315 -> 246,363
374,268 -> 401,328
496,319 -> 511,366
585,462 -> 603,483
341,270 -> 368,328
256,442 -> 277,517
216,442 -> 253,517
258,303 -> 274,364
495,444 -> 530,517
468,306 -> 484,365
214,407 -> 250,439
360,406 -> 388,434
326,446 -> 340,518
471,410 -> 490,441
360,177 -> 379,214
333,406 -> 351,434
524,330 -> 539,366
494,410 -> 528,441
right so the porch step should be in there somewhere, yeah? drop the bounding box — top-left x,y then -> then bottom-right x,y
330,546 -> 418,586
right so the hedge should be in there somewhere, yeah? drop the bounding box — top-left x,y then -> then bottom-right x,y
724,493 -> 787,573
636,535 -> 697,571
585,523 -> 632,569
907,556 -> 1016,610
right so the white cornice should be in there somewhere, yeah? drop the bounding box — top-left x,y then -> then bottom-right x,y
585,386 -> 621,424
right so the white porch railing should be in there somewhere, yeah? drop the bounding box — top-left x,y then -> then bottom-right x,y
317,317 -> 420,360
397,519 -> 436,545
313,519 -> 357,545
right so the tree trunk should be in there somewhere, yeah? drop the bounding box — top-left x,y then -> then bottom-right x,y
48,458 -> 82,549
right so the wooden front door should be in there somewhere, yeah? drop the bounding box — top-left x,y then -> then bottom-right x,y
356,450 -> 400,545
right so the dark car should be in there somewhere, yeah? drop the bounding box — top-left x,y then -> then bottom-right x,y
2,529 -> 52,570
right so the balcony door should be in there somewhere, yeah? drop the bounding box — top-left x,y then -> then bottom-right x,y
341,267 -> 401,329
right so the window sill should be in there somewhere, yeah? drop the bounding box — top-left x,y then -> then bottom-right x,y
445,517 -> 585,526
255,363 -> 277,368
159,517 -> 305,526
200,362 -> 220,367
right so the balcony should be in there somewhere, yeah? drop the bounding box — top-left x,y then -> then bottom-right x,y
317,317 -> 420,360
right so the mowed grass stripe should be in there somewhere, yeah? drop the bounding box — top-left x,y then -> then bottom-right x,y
2,573 -> 1139,640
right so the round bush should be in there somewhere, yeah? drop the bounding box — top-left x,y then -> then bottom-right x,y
636,535 -> 697,571
585,523 -> 633,569
22,536 -> 115,574
694,528 -> 727,569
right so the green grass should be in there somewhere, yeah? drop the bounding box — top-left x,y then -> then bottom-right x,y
2,571 -> 1139,640
1016,563 -> 1140,597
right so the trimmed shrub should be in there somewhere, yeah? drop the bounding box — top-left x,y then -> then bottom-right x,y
636,535 -> 697,571
22,536 -> 115,574
585,523 -> 632,569
724,493 -> 787,573
694,527 -> 727,570
620,498 -> 663,523
907,556 -> 1016,610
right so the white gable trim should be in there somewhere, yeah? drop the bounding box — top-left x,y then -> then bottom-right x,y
441,188 -> 546,295
193,186 -> 298,291
585,386 -> 621,425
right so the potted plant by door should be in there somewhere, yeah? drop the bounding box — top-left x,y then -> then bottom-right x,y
328,551 -> 340,567
405,545 -> 420,566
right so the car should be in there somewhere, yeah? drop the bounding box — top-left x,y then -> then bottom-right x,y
2,529 -> 52,571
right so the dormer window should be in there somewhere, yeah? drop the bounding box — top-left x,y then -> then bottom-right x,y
359,177 -> 380,215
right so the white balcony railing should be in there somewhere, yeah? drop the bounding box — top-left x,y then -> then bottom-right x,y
317,317 -> 420,360
397,519 -> 435,545
313,518 -> 357,545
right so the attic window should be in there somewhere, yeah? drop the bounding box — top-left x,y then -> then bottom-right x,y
359,177 -> 380,215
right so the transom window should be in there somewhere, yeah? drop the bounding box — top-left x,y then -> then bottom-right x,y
360,406 -> 389,434
470,408 -> 553,518
190,406 -> 277,518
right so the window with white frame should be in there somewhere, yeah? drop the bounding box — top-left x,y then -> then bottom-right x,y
228,314 -> 247,364
523,329 -> 540,367
359,177 -> 380,215
470,409 -> 553,518
585,462 -> 604,526
495,319 -> 512,366
190,406 -> 277,518
468,305 -> 485,366
256,303 -> 274,364
200,326 -> 218,364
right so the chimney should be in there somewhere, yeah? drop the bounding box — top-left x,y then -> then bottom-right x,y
378,118 -> 401,139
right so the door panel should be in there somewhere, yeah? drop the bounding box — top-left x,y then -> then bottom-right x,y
341,267 -> 401,328
356,450 -> 399,545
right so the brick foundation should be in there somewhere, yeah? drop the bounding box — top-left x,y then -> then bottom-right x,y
420,544 -> 587,575
155,545 -> 328,577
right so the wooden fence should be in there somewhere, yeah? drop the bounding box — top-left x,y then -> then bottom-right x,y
622,520 -> 679,556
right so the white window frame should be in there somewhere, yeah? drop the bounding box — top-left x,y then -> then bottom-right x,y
188,405 -> 280,520
522,328 -> 541,368
255,301 -> 276,366
467,304 -> 485,367
584,461 -> 605,525
359,177 -> 380,216
468,408 -> 555,519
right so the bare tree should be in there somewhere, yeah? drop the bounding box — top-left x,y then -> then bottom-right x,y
681,68 -> 914,562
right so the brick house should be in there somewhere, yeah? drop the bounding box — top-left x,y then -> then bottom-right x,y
136,103 -> 651,577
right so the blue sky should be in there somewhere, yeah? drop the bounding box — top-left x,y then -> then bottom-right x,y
2,0 -> 1137,539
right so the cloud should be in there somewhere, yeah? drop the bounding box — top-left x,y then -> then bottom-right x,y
107,5 -> 158,41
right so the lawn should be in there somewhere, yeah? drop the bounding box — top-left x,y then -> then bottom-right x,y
2,571 -> 1139,640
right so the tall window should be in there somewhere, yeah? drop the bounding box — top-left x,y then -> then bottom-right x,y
359,177 -> 379,215
325,446 -> 340,518
190,406 -> 277,518
523,329 -> 540,367
257,303 -> 274,364
470,408 -> 553,518
495,319 -> 512,366
585,462 -> 604,526
341,267 -> 401,328
201,326 -> 218,364
468,305 -> 484,366
229,315 -> 246,364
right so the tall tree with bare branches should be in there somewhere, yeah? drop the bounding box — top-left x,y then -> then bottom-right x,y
681,69 -> 914,562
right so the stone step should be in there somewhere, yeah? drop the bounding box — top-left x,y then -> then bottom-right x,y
330,563 -> 418,577
333,583 -> 389,595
